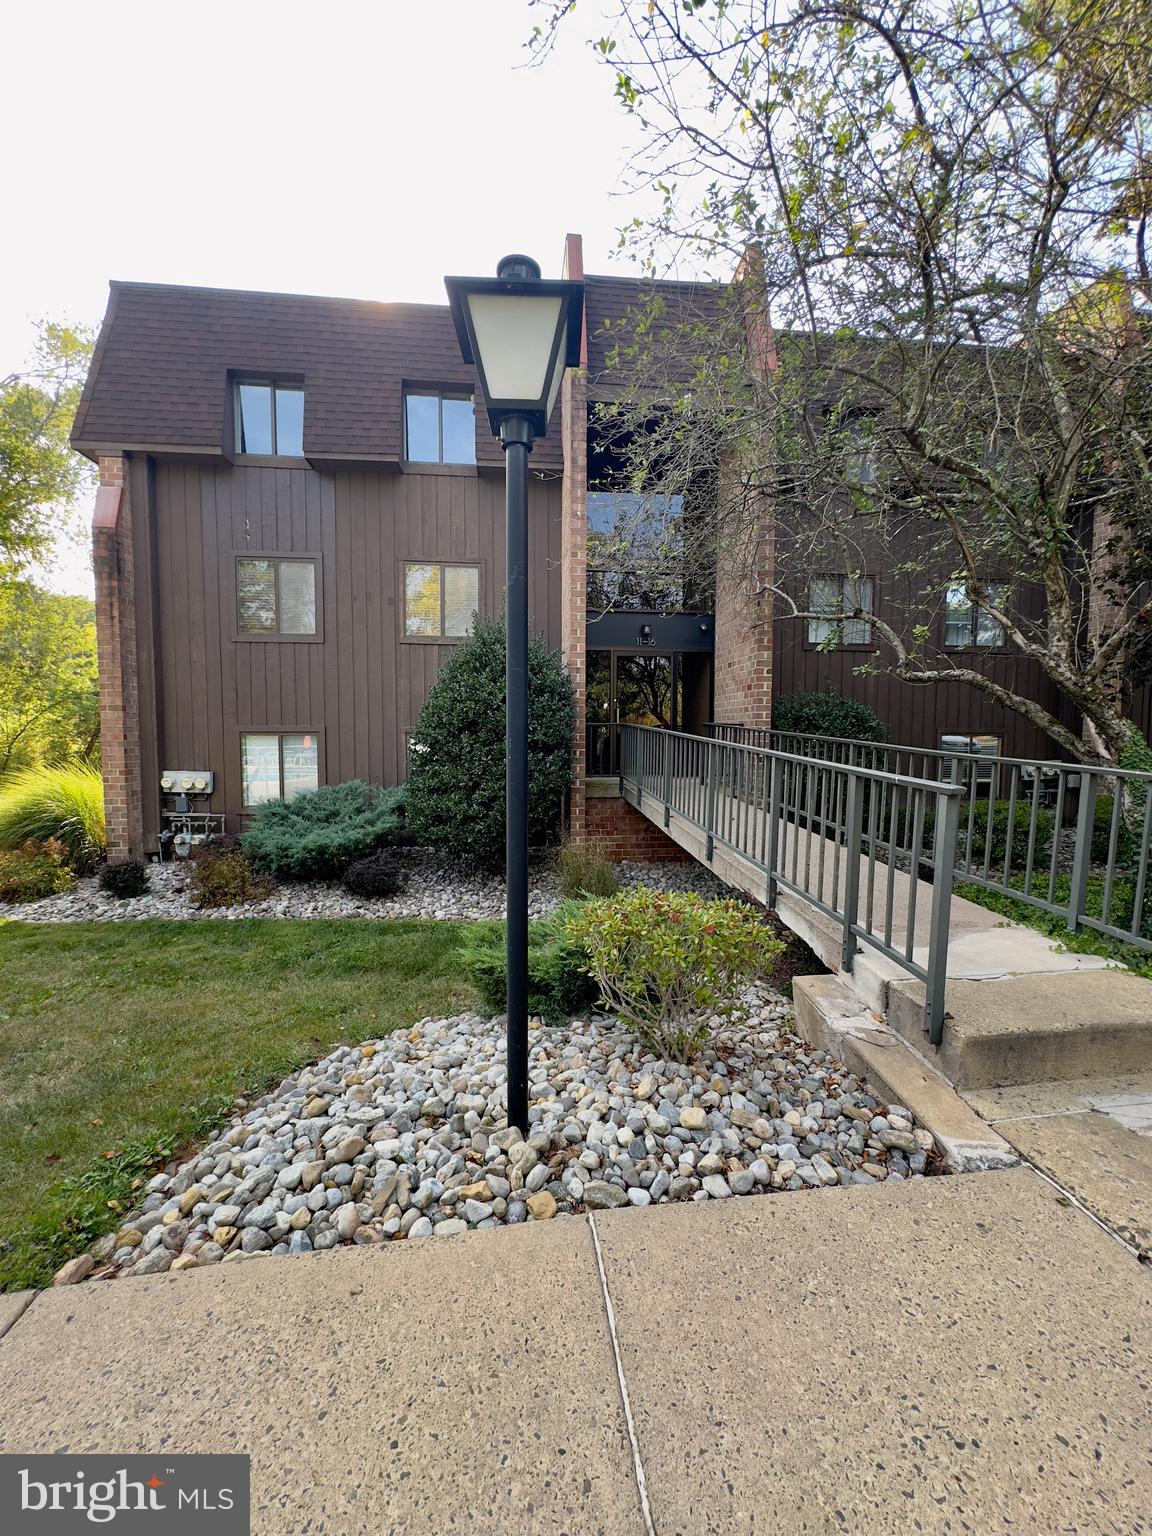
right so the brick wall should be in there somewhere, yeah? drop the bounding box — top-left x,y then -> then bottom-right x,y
585,791 -> 684,862
92,454 -> 144,858
711,247 -> 777,729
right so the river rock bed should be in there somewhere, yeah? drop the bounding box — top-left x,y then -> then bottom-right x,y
13,849 -> 729,925
72,987 -> 935,1282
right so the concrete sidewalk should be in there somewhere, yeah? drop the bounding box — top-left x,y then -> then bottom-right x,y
1,1169 -> 1149,1534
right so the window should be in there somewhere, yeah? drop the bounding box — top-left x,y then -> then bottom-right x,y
806,574 -> 875,645
944,582 -> 1007,648
841,412 -> 880,485
241,732 -> 319,807
940,733 -> 1001,787
235,381 -> 304,456
404,562 -> 480,638
236,557 -> 318,636
404,390 -> 476,464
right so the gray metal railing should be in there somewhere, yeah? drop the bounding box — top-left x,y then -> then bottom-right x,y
751,728 -> 1152,953
620,723 -> 965,1044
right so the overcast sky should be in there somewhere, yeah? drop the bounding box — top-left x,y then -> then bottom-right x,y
4,0 -> 696,595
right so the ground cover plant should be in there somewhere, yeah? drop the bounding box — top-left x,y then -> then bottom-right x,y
956,874 -> 1152,976
567,887 -> 783,1061
243,781 -> 405,881
0,917 -> 474,1289
457,901 -> 599,1025
0,762 -> 105,871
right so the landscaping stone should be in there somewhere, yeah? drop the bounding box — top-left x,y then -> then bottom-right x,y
74,982 -> 934,1282
12,851 -> 730,926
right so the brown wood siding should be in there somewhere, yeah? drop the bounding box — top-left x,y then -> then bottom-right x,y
772,565 -> 1081,760
137,459 -> 562,840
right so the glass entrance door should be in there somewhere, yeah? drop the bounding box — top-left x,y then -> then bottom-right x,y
587,651 -> 706,775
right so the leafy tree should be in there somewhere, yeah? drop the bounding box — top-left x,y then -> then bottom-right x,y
535,0 -> 1152,766
407,614 -> 576,870
1,322 -> 94,574
0,580 -> 98,772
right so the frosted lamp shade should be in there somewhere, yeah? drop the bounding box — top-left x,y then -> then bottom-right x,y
465,293 -> 563,403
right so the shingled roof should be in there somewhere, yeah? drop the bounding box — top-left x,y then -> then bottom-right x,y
583,274 -> 734,401
71,273 -> 734,468
69,281 -> 561,470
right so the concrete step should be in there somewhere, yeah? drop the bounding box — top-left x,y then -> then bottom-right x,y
792,975 -> 1017,1171
887,971 -> 1152,1089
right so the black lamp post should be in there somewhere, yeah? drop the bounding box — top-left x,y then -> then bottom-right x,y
445,255 -> 583,1132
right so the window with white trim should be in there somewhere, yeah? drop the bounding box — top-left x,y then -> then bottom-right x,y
241,732 -> 319,806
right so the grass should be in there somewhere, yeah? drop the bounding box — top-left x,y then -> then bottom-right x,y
0,918 -> 475,1290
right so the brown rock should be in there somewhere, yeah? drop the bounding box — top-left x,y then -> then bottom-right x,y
526,1192 -> 557,1220
53,1254 -> 95,1286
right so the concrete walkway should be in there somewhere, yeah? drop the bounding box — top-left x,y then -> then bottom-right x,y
1,1168 -> 1148,1534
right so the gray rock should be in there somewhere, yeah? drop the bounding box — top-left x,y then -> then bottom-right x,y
582,1181 -> 629,1210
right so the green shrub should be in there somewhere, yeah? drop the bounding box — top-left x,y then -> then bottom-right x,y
0,763 -> 105,872
565,887 -> 783,1062
772,690 -> 887,742
458,903 -> 599,1025
892,797 -> 1054,867
341,850 -> 404,899
242,781 -> 405,881
406,614 -> 576,871
0,839 -> 76,903
189,846 -> 275,909
1090,794 -> 1145,868
555,839 -> 620,899
98,859 -> 150,899
964,799 -> 1054,866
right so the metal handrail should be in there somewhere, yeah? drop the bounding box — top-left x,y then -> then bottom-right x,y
761,728 -> 1152,953
620,723 -> 965,1045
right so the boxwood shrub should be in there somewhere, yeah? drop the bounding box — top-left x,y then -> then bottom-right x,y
98,859 -> 150,899
242,781 -> 405,881
772,691 -> 887,743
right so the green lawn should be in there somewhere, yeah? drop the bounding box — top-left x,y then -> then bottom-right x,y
0,918 -> 475,1290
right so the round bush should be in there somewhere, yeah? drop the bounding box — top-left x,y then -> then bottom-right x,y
341,850 -> 404,899
566,887 -> 783,1061
406,614 -> 576,871
98,859 -> 150,899
772,691 -> 887,743
242,781 -> 405,881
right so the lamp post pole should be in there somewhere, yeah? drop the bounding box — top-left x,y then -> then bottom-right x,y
501,413 -> 534,1135
443,252 -> 583,1137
